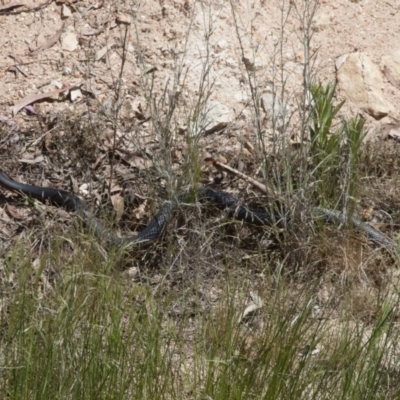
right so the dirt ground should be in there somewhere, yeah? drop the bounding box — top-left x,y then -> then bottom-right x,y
1,0 -> 399,121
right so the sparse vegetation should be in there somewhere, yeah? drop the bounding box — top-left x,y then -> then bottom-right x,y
1,1 -> 400,399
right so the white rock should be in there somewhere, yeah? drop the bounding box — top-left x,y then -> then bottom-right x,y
215,39 -> 228,53
192,101 -> 233,136
51,80 -> 63,89
313,12 -> 332,31
336,52 -> 393,119
70,88 -> 82,102
61,25 -> 79,52
234,91 -> 248,103
261,90 -> 292,129
225,58 -> 236,68
61,4 -> 72,19
79,183 -> 89,196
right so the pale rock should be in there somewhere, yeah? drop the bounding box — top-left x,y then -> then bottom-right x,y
193,101 -> 233,136
382,49 -> 400,89
121,98 -> 146,120
283,50 -> 295,62
365,123 -> 400,142
234,91 -> 248,103
261,90 -> 292,128
70,88 -> 82,102
336,52 -> 393,119
61,4 -> 72,19
225,58 -> 236,68
295,50 -> 305,63
313,12 -> 333,31
62,66 -> 72,75
61,25 -> 79,52
335,54 -> 347,70
51,80 -> 63,89
215,39 -> 228,53
79,183 -> 89,196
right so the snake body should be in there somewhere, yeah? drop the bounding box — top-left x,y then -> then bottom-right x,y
0,171 -> 394,249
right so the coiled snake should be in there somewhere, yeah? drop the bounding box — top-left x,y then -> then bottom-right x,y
0,171 -> 394,249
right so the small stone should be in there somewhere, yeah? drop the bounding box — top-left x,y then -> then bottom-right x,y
61,26 -> 79,52
51,80 -> 63,89
336,52 -> 393,120
61,4 -> 72,19
116,12 -> 131,25
70,88 -> 82,102
235,91 -> 248,102
79,183 -> 89,196
215,39 -> 228,53
201,101 -> 233,136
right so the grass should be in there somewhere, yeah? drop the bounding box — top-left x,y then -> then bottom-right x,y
1,0 -> 400,399
1,239 -> 400,399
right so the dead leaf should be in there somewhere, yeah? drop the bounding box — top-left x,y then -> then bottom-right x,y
85,1 -> 104,12
5,204 -> 26,220
111,193 -> 124,222
132,200 -> 147,220
24,105 -> 37,114
362,206 -> 374,221
78,184 -> 89,198
115,149 -> 152,170
244,140 -> 254,153
109,183 -> 123,195
142,65 -> 157,75
116,12 -> 131,25
388,128 -> 400,141
30,22 -> 66,56
12,83 -> 82,116
0,2 -> 25,12
0,0 -> 51,14
27,0 -> 52,12
0,204 -> 11,216
70,176 -> 79,194
80,27 -> 105,37
0,114 -> 15,125
238,291 -> 264,324
18,155 -> 45,164
94,42 -> 118,61
239,304 -> 262,323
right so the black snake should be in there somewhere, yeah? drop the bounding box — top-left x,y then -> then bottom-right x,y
0,171 -> 395,249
